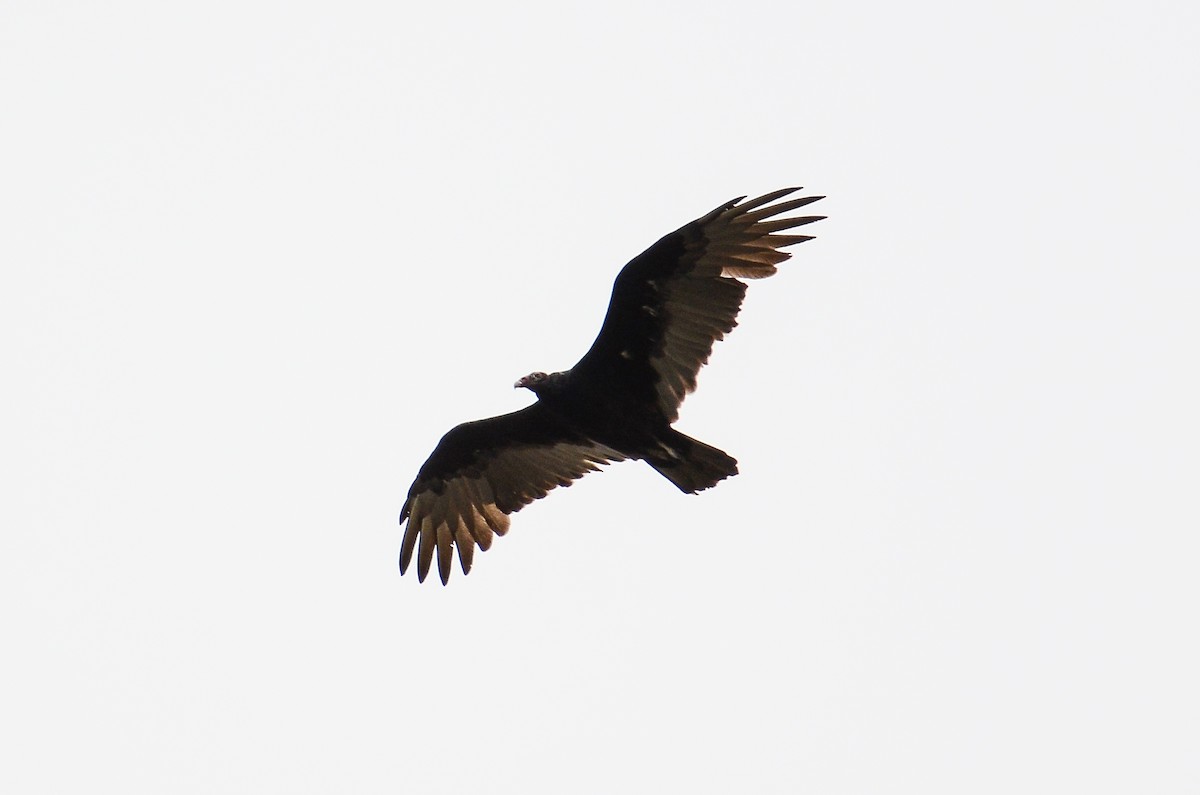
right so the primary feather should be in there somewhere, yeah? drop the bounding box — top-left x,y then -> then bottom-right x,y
399,188 -> 825,583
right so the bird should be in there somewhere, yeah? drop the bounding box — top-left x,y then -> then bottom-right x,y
399,187 -> 825,584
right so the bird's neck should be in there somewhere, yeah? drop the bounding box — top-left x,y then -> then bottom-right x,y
534,370 -> 572,399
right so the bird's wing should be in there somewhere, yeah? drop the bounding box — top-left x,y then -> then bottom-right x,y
399,404 -> 626,584
572,188 -> 824,422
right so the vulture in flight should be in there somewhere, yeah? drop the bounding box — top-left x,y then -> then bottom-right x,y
400,187 -> 825,583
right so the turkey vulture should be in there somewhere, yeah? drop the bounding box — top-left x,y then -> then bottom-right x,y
399,187 -> 824,583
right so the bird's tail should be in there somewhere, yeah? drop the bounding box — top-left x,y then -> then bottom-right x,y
647,429 -> 738,494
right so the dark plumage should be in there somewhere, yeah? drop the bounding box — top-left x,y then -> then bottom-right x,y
400,187 -> 825,583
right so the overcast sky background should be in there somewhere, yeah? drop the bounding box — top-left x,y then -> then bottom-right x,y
3,1 -> 1198,792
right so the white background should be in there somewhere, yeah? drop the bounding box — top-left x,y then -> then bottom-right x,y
3,1 -> 1198,792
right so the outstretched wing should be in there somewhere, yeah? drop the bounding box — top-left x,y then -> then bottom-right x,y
571,188 -> 824,422
399,404 -> 626,584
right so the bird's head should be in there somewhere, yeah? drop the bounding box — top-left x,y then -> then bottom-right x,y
514,371 -> 549,393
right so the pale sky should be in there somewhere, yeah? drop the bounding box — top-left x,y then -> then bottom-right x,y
3,1 -> 1198,792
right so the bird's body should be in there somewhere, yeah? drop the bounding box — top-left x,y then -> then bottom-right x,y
515,369 -> 737,494
400,187 -> 825,583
